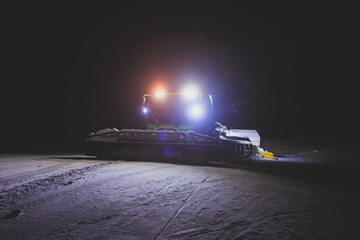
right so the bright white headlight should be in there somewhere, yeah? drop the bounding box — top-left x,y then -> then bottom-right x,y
188,104 -> 205,120
181,85 -> 199,100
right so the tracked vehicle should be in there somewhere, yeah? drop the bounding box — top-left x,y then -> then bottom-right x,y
84,87 -> 262,161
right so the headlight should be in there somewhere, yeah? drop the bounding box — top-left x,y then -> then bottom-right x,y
155,89 -> 165,98
181,85 -> 199,100
188,104 -> 205,120
142,107 -> 149,114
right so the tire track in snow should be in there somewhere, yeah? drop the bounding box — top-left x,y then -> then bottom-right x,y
1,162 -> 173,215
187,220 -> 249,238
153,174 -> 214,240
35,213 -> 126,240
156,178 -> 186,194
0,162 -> 112,208
0,162 -> 75,189
18,164 -> 182,239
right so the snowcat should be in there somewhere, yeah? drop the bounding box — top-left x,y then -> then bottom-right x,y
84,86 -> 266,161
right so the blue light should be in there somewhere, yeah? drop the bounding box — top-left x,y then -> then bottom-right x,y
188,104 -> 205,120
142,107 -> 149,114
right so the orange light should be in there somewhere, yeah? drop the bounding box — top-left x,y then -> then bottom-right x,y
155,89 -> 165,97
150,77 -> 168,96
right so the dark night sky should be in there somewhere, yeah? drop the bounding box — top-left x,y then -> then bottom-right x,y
2,2 -> 359,151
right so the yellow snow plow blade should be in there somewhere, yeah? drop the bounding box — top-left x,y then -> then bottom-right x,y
260,151 -> 276,160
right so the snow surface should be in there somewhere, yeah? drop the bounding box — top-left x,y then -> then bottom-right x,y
1,145 -> 360,239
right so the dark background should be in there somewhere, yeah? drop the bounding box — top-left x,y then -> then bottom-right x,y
2,2 -> 359,152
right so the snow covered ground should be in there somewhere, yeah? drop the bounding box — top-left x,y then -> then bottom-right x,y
1,143 -> 360,239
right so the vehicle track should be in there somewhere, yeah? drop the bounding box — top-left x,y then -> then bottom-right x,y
1,154 -> 359,240
154,174 -> 214,239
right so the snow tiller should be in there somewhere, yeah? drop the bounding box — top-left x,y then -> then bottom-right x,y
84,86 -> 265,161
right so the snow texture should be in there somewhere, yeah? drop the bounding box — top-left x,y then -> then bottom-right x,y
1,145 -> 360,239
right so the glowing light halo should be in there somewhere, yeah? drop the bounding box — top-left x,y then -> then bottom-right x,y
142,107 -> 149,114
188,104 -> 205,120
154,89 -> 166,98
181,84 -> 200,100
